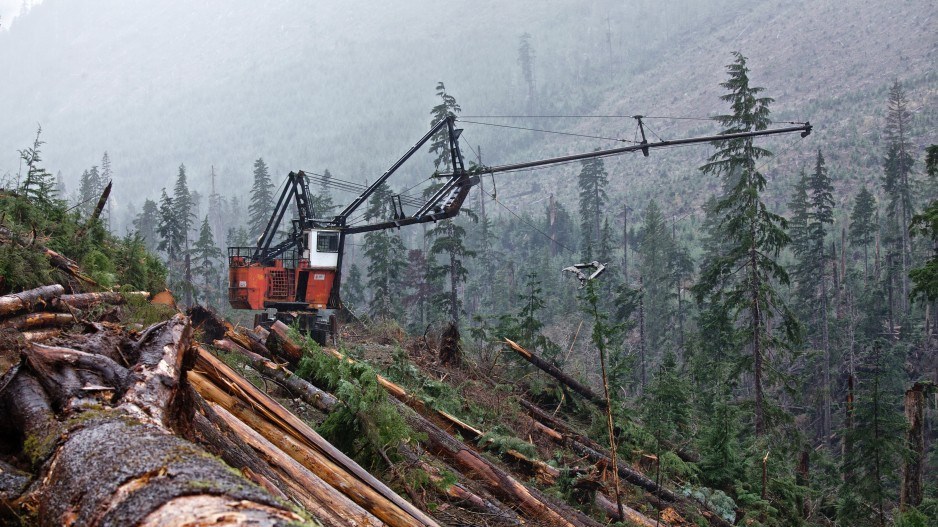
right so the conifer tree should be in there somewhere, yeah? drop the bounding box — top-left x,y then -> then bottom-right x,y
577,156 -> 609,260
310,168 -> 335,218
427,213 -> 476,327
157,189 -> 182,261
362,185 -> 407,321
133,198 -> 160,252
517,33 -> 536,109
692,52 -> 797,436
172,164 -> 194,249
881,80 -> 916,313
192,215 -> 224,307
638,200 -> 674,356
429,82 -> 461,172
342,263 -> 366,313
248,157 -> 274,242
18,125 -> 56,206
849,186 -> 877,280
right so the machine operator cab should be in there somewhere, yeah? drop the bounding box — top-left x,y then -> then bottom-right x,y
296,230 -> 340,310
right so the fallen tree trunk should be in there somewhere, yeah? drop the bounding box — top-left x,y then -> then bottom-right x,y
268,320 -> 305,362
210,401 -> 384,527
595,492 -> 663,527
393,399 -> 602,527
2,314 -> 306,526
50,291 -> 148,310
0,312 -> 74,331
213,338 -> 340,413
193,348 -> 439,527
0,284 -> 64,316
505,338 -> 607,409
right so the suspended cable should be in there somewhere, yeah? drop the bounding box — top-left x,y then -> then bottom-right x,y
458,119 -> 638,144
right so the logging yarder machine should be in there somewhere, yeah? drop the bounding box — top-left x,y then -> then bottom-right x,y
228,115 -> 811,343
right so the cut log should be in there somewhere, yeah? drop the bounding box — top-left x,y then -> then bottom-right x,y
268,320 -> 304,362
0,312 -> 75,331
3,313 -> 307,526
415,459 -> 521,525
215,338 -> 340,413
505,338 -> 606,409
51,291 -> 148,310
595,492 -> 663,526
193,349 -> 439,527
210,401 -> 384,527
393,399 -> 602,527
0,284 -> 64,316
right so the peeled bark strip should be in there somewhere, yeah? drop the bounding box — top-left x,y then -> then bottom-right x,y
0,284 -> 64,316
505,338 -> 607,409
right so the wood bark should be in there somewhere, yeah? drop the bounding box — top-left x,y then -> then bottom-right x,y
269,320 -> 304,362
595,491 -> 662,527
1,314 -> 306,526
504,338 -> 607,409
394,399 -> 602,527
900,382 -> 925,509
0,284 -> 64,316
50,291 -> 148,310
193,348 -> 439,527
0,312 -> 75,331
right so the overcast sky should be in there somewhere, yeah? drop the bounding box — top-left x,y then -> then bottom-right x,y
0,0 -> 39,30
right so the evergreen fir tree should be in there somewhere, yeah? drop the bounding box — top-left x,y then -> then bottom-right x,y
171,164 -> 194,249
881,80 -> 915,314
248,157 -> 274,242
577,155 -> 609,260
192,215 -> 224,307
310,168 -> 335,219
428,82 -> 461,172
157,188 -> 183,261
362,185 -> 407,321
427,213 -> 476,326
692,52 -> 797,436
18,125 -> 56,206
517,33 -> 536,109
849,185 -> 877,280
342,262 -> 366,313
638,200 -> 674,357
133,198 -> 160,252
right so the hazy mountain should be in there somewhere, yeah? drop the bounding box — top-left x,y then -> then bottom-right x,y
0,0 -> 934,228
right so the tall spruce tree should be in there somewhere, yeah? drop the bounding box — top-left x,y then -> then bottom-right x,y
427,213 -> 476,327
517,33 -> 536,109
133,198 -> 160,252
849,186 -> 877,280
362,184 -> 407,321
429,82 -> 461,172
18,125 -> 56,206
577,155 -> 609,260
692,52 -> 797,436
172,164 -> 194,249
192,215 -> 224,307
638,200 -> 674,357
248,158 -> 274,243
881,80 -> 915,314
157,189 -> 182,261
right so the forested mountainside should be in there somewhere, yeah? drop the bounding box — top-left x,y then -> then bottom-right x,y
0,0 -> 933,226
1,1 -> 937,526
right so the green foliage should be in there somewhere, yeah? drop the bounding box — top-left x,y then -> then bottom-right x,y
248,158 -> 274,242
428,81 -> 461,172
479,425 -> 538,459
681,486 -> 737,524
295,340 -> 416,471
577,155 -> 609,260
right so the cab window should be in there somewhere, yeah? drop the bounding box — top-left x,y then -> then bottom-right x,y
316,232 -> 339,253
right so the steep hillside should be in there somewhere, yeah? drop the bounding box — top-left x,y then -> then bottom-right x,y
2,0 -> 931,227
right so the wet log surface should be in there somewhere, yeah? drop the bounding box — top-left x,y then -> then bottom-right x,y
0,314 -> 308,526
